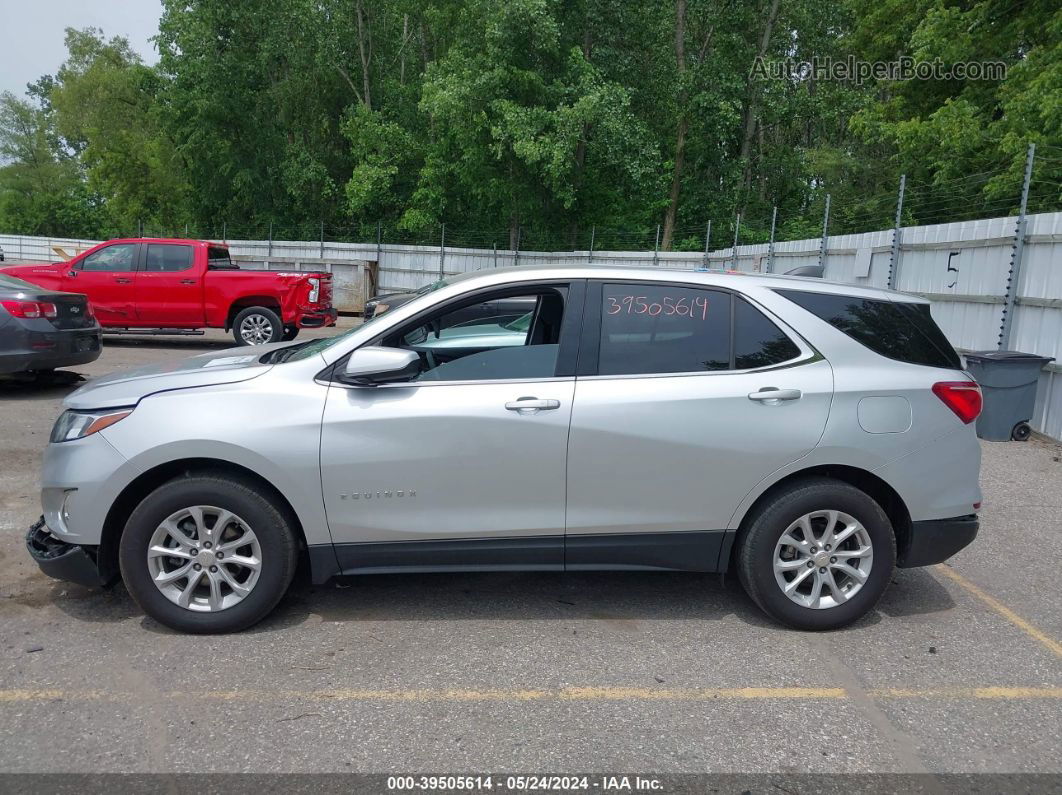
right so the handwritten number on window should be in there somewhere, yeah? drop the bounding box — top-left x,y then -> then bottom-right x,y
607,295 -> 709,320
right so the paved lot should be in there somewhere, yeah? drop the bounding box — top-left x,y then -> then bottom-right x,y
0,324 -> 1060,775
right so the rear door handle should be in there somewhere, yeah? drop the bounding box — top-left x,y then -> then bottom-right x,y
114,277 -> 132,284
505,397 -> 561,413
748,388 -> 802,402
180,279 -> 196,285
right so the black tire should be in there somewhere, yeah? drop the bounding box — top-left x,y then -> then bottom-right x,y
1011,421 -> 1031,441
118,474 -> 298,633
232,306 -> 283,346
282,325 -> 300,341
737,477 -> 896,631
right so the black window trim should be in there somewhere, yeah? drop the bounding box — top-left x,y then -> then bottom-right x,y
324,278 -> 587,387
578,279 -> 815,380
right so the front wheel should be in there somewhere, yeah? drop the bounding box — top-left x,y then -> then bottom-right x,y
119,474 -> 298,633
737,478 -> 895,630
233,306 -> 283,346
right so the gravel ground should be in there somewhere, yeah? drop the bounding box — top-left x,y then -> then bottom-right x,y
0,324 -> 1059,777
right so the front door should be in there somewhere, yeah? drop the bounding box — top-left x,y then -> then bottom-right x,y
134,242 -> 204,325
564,281 -> 833,570
319,281 -> 583,573
62,242 -> 139,324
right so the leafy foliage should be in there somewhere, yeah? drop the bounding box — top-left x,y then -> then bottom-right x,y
0,1 -> 1059,246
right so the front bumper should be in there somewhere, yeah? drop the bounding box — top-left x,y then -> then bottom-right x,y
297,307 -> 338,328
898,514 -> 979,568
26,517 -> 109,587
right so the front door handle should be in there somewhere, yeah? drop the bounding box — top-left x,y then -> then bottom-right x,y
180,279 -> 196,285
505,397 -> 561,414
114,277 -> 132,284
748,388 -> 802,402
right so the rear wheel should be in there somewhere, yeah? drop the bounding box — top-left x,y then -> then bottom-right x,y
119,474 -> 298,633
737,478 -> 895,630
233,306 -> 283,346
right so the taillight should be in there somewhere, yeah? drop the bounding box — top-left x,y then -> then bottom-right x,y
932,381 -> 982,424
307,277 -> 321,304
1,299 -> 52,318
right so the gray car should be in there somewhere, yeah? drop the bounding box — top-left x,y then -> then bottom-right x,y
26,266 -> 981,633
0,273 -> 101,376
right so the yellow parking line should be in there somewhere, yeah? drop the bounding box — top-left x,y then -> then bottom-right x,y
0,686 -> 1059,703
935,564 -> 1062,659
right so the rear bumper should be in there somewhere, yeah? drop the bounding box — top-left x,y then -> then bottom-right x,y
898,514 -> 979,568
297,307 -> 337,328
25,517 -> 108,588
0,325 -> 102,375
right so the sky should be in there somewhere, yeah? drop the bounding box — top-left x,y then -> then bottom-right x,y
0,0 -> 163,98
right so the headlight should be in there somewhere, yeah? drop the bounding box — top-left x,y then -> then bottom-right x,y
50,408 -> 133,443
308,277 -> 321,303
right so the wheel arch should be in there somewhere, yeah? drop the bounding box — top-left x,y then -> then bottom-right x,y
98,457 -> 323,585
723,464 -> 912,572
226,296 -> 283,331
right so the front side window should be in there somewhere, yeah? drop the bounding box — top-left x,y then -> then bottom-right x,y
597,284 -> 731,375
81,244 -> 136,272
144,244 -> 194,272
382,289 -> 564,382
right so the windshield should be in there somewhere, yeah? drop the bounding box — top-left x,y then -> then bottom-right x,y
0,273 -> 37,291
415,279 -> 446,296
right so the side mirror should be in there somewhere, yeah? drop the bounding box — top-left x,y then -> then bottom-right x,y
338,346 -> 420,386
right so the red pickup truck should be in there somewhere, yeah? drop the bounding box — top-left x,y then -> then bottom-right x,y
0,238 -> 336,346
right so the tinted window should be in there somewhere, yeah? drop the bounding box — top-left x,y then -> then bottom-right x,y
776,289 -> 960,369
598,285 -> 730,375
734,298 -> 801,369
81,244 -> 136,272
207,246 -> 236,269
145,244 -> 194,272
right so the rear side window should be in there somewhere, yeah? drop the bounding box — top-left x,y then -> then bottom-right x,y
776,289 -> 960,369
594,285 -> 801,376
598,285 -> 731,375
734,298 -> 801,369
145,244 -> 193,272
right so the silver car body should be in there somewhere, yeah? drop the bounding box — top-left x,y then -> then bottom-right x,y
37,266 -> 981,582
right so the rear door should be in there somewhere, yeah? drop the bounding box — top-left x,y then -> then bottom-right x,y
62,242 -> 139,324
564,280 -> 833,570
134,243 -> 204,325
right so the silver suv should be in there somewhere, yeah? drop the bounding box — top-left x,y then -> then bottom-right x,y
26,266 -> 982,633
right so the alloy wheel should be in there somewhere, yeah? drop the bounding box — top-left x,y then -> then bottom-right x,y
772,509 -> 874,610
239,314 -> 274,344
146,505 -> 263,612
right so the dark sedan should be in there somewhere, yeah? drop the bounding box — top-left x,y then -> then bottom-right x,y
0,273 -> 102,375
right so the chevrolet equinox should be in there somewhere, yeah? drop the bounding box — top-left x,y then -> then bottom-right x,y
26,266 -> 982,633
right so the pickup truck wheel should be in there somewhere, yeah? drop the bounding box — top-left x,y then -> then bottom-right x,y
282,325 -> 299,341
737,478 -> 895,631
233,306 -> 283,346
118,474 -> 298,633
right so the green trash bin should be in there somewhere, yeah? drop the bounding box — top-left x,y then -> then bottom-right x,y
963,351 -> 1054,441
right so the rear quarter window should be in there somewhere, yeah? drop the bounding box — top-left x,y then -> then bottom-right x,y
776,289 -> 960,369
